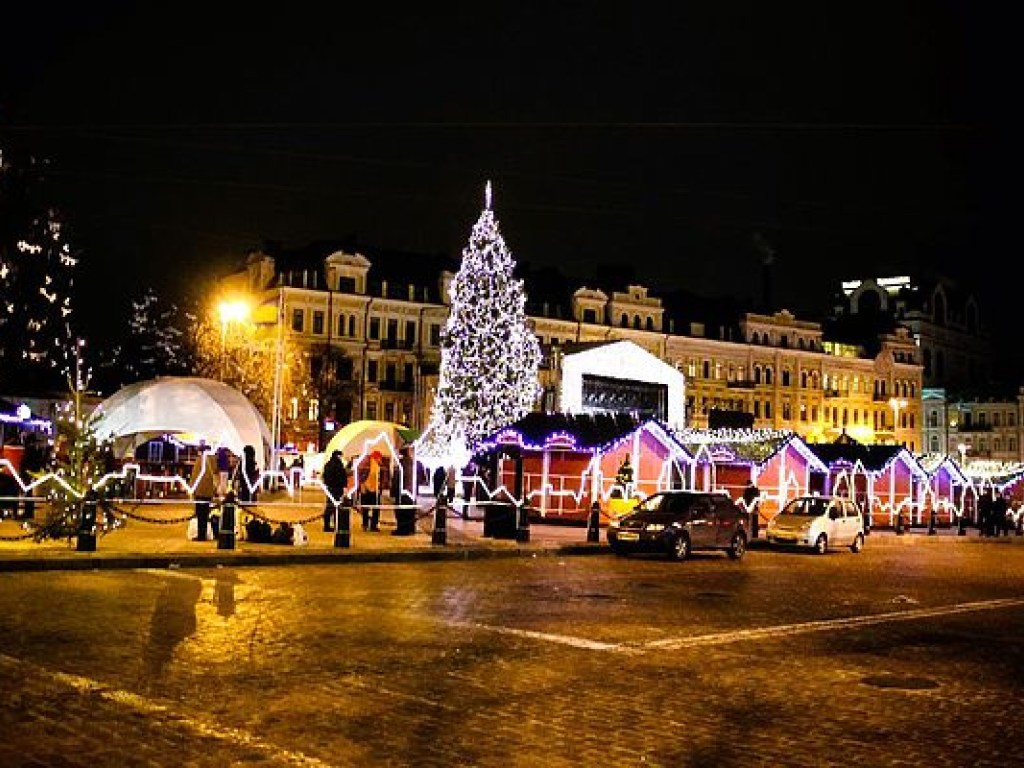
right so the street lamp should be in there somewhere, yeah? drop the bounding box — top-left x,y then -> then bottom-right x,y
217,299 -> 250,379
957,442 -> 968,467
889,397 -> 908,445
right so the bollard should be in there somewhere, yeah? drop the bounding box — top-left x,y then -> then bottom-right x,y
586,502 -> 601,543
218,492 -> 237,550
958,511 -> 967,536
432,499 -> 447,546
334,503 -> 351,548
515,504 -> 530,543
928,508 -> 937,536
895,511 -> 906,535
76,493 -> 98,552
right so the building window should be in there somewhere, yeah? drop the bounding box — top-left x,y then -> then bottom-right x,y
405,320 -> 416,347
430,324 -> 441,346
583,308 -> 597,323
765,367 -> 774,385
387,318 -> 399,343
754,401 -> 761,418
337,314 -> 346,337
385,402 -> 395,422
369,317 -> 380,340
404,363 -> 414,384
765,402 -> 772,419
782,369 -> 791,387
367,360 -> 378,382
289,397 -> 299,420
703,360 -> 711,379
308,398 -> 319,422
291,309 -> 304,332
929,411 -> 938,428
783,402 -> 791,420
646,317 -> 655,331
312,311 -> 325,335
366,402 -> 377,420
348,316 -> 356,337
621,313 -> 629,327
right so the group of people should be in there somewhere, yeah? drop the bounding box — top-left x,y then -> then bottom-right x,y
977,489 -> 1019,537
322,448 -> 405,533
189,442 -> 261,541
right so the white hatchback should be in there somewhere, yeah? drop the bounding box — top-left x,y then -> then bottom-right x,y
766,496 -> 865,554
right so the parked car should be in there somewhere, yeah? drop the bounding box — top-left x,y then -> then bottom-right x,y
607,490 -> 748,561
766,495 -> 865,554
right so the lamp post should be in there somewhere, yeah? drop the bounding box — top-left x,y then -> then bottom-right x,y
889,397 -> 908,446
217,299 -> 250,380
957,442 -> 968,467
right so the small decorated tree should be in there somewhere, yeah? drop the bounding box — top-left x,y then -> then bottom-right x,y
33,340 -> 116,541
417,182 -> 541,468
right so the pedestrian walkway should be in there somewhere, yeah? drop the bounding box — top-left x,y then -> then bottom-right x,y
0,497 -> 1019,572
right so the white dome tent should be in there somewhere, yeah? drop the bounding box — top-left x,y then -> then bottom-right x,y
91,377 -> 272,466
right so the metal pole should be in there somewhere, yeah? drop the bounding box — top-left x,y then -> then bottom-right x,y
432,498 -> 447,545
270,287 -> 284,476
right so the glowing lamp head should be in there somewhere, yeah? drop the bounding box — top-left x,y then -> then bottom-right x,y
218,299 -> 250,324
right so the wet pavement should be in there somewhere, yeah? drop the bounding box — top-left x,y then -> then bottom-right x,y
0,540 -> 1022,767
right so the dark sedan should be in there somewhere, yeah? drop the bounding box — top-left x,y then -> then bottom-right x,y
607,490 -> 748,561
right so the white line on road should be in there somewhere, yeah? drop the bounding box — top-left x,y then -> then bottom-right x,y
467,597 -> 1024,654
0,653 -> 335,768
470,623 -> 628,652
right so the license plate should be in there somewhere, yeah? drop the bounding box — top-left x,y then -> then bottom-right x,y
617,531 -> 639,541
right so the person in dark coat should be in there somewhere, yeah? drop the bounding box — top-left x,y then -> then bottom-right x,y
978,490 -> 993,536
742,482 -> 761,538
321,450 -> 348,532
236,445 -> 260,504
432,465 -> 447,500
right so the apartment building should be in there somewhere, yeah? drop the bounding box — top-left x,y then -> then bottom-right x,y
221,248 -> 923,453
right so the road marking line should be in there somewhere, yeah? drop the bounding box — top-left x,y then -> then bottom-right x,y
465,598 -> 1024,654
642,597 -> 1024,650
470,623 -> 626,652
0,653 -> 333,768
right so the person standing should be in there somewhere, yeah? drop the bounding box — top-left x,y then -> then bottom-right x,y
616,454 -> 634,497
216,446 -> 231,497
321,450 -> 348,532
236,445 -> 260,505
360,451 -> 382,531
190,443 -> 218,541
432,465 -> 447,501
742,482 -> 761,539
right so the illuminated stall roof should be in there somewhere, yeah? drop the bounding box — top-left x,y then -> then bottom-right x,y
807,442 -> 928,478
675,428 -> 828,472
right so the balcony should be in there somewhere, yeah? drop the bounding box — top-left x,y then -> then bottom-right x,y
727,379 -> 757,389
956,423 -> 993,433
823,389 -> 842,398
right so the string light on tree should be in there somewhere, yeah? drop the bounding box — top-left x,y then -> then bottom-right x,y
416,181 -> 542,468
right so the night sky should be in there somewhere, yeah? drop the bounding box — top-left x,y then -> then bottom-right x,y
1,3 -> 1017,364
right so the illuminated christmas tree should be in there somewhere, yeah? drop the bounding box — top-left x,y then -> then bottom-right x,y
418,183 -> 541,466
0,148 -> 77,392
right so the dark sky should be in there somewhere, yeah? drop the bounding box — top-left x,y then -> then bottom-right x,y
1,3 -> 1016,354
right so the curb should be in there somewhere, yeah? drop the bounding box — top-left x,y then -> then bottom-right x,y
0,541 -> 608,572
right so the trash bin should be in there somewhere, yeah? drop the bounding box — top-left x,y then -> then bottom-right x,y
394,507 -> 416,536
484,504 -> 518,539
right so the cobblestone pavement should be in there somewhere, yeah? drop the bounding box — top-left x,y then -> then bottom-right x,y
0,542 -> 1022,766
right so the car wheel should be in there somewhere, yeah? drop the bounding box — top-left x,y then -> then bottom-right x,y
814,533 -> 828,555
850,533 -> 864,553
669,533 -> 691,561
728,531 -> 747,560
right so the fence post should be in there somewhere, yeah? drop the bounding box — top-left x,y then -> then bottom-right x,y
586,502 -> 601,543
218,492 -> 237,550
432,498 -> 447,545
76,492 -> 98,552
334,502 -> 351,548
515,504 -> 530,543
